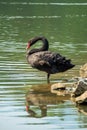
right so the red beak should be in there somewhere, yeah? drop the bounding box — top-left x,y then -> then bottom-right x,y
26,105 -> 29,112
26,43 -> 30,50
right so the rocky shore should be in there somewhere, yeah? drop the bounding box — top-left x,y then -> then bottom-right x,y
51,63 -> 87,105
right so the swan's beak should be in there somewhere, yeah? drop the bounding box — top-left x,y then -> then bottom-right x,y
26,43 -> 30,50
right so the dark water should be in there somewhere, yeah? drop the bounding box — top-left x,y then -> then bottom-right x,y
0,0 -> 87,130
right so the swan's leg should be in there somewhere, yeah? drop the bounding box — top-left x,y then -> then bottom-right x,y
47,73 -> 50,83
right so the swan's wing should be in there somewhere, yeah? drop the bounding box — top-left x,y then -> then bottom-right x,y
28,51 -> 52,68
32,51 -> 65,73
28,51 -> 74,74
38,60 -> 51,66
39,51 -> 63,65
32,51 -> 62,69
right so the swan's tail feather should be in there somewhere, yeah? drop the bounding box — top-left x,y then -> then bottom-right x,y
56,56 -> 75,72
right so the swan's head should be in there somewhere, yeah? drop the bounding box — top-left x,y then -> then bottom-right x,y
26,37 -> 36,50
26,36 -> 49,50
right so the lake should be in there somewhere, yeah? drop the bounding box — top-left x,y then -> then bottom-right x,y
0,0 -> 87,130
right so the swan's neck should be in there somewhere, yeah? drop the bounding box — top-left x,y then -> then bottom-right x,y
28,37 -> 49,55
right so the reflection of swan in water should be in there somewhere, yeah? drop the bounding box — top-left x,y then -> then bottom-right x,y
25,84 -> 71,117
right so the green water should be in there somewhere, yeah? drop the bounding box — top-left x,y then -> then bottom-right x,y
0,0 -> 87,130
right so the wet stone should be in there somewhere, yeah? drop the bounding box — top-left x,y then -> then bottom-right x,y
79,63 -> 87,78
73,79 -> 87,97
75,91 -> 87,104
72,79 -> 87,104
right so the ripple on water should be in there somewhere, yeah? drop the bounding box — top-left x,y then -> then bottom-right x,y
0,1 -> 87,130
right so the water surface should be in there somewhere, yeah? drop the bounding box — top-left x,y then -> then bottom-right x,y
0,0 -> 87,130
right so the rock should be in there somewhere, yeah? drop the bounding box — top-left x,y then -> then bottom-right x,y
51,83 -> 75,96
75,91 -> 87,104
51,83 -> 66,91
80,63 -> 87,78
73,79 -> 87,97
72,79 -> 87,104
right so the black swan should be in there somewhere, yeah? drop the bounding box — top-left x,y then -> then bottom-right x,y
26,36 -> 75,83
